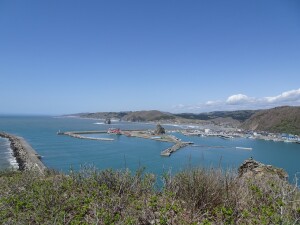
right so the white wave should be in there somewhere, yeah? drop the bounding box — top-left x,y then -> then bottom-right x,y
8,153 -> 18,168
94,122 -> 104,125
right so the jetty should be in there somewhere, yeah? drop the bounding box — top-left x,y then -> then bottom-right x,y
0,132 -> 46,174
160,141 -> 193,156
61,131 -> 114,141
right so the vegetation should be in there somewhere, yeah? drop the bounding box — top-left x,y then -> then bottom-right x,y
78,110 -> 175,122
77,109 -> 257,123
176,110 -> 258,122
242,106 -> 300,135
0,167 -> 299,224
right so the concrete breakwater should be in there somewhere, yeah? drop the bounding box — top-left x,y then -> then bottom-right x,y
0,132 -> 46,174
59,129 -> 193,156
59,131 -> 114,141
160,141 -> 193,156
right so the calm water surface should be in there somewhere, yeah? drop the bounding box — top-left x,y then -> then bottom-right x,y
0,116 -> 299,182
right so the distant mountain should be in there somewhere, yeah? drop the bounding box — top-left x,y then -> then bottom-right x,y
80,112 -> 129,120
77,110 -> 175,122
241,106 -> 300,135
74,109 -> 257,126
71,106 -> 300,134
122,110 -> 175,122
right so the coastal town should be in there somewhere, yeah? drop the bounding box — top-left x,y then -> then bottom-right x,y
179,127 -> 300,143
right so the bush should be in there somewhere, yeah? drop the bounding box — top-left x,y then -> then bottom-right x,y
0,167 -> 299,224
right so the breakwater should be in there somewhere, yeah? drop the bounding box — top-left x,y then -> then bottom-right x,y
0,132 -> 46,174
160,142 -> 193,156
58,129 -> 193,156
59,131 -> 114,141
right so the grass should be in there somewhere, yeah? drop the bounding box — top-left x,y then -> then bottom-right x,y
0,167 -> 299,224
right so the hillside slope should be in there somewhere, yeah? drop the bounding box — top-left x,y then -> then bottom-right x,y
241,106 -> 300,134
78,110 -> 175,122
176,110 -> 258,122
122,110 -> 175,122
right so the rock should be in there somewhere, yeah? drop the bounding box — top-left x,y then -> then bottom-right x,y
238,158 -> 288,180
0,132 -> 46,174
105,118 -> 111,124
154,124 -> 165,135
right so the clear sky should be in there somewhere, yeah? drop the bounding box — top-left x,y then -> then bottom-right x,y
0,0 -> 300,115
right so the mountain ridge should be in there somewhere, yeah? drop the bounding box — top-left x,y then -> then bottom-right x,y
70,106 -> 300,134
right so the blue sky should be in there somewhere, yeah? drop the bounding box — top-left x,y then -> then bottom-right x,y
0,0 -> 300,114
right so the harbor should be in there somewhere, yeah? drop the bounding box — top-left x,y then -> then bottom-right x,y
1,116 -> 299,182
57,127 -> 194,157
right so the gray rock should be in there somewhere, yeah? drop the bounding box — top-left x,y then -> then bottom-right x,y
154,124 -> 165,135
238,158 -> 288,180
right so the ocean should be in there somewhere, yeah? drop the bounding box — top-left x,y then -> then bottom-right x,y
0,116 -> 299,182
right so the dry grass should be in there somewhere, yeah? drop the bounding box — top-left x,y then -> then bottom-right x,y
0,167 -> 299,224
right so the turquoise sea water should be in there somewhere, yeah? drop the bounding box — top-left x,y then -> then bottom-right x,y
0,116 -> 299,182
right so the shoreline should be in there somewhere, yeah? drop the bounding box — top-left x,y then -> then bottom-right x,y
0,132 -> 46,174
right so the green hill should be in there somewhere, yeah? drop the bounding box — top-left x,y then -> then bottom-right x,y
241,106 -> 300,135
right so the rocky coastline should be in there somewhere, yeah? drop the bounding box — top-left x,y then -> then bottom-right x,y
0,132 -> 46,174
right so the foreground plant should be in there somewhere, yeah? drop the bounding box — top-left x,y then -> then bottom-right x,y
0,164 -> 299,224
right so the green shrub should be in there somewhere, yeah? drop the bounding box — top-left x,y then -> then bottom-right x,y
0,167 -> 299,224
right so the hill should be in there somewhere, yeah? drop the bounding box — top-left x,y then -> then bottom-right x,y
80,111 -> 129,120
78,110 -> 176,122
76,109 -> 257,125
122,110 -> 175,122
241,106 -> 300,135
175,110 -> 258,122
71,107 -> 300,134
